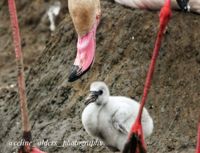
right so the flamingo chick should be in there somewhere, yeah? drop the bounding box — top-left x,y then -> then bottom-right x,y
82,81 -> 153,152
68,0 -> 101,82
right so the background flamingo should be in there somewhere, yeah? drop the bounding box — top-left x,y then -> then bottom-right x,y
114,0 -> 200,14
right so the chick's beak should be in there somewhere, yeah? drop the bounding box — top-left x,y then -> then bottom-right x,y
85,93 -> 97,105
84,91 -> 102,105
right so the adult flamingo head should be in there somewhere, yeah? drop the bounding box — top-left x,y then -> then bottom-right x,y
68,0 -> 101,82
68,17 -> 100,82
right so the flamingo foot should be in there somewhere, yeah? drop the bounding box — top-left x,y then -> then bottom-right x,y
18,132 -> 46,153
123,122 -> 146,153
31,147 -> 47,153
68,17 -> 100,82
18,146 -> 47,153
123,134 -> 146,153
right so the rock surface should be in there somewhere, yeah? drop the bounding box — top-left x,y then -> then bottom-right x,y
0,0 -> 200,153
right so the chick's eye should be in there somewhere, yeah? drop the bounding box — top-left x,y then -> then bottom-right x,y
99,90 -> 103,95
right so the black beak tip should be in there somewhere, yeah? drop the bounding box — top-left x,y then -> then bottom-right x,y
68,65 -> 81,82
68,63 -> 93,82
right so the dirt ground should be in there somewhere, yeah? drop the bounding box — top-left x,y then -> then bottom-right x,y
0,0 -> 200,153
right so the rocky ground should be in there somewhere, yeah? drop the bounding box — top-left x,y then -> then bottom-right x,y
0,0 -> 199,153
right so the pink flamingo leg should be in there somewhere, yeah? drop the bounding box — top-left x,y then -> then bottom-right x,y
8,0 -> 47,153
196,119 -> 200,153
123,0 -> 172,153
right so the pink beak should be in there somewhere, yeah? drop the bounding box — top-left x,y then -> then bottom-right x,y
68,18 -> 100,82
